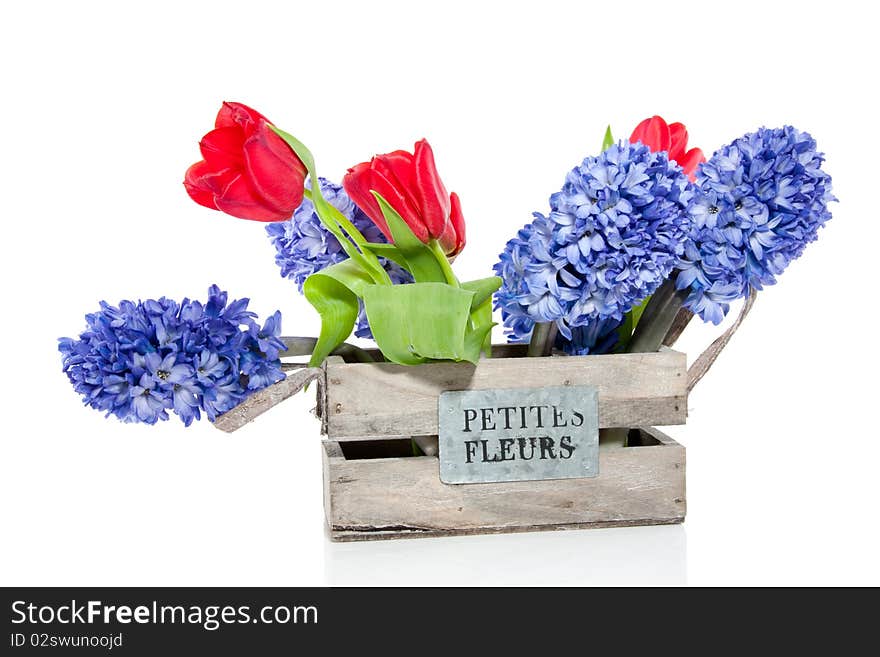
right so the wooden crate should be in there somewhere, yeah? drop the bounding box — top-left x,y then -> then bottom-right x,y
316,348 -> 688,541
322,428 -> 685,541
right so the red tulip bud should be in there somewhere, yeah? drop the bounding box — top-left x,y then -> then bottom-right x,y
630,115 -> 705,181
184,102 -> 307,222
343,139 -> 466,256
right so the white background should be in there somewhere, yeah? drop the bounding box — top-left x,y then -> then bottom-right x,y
1,0 -> 877,586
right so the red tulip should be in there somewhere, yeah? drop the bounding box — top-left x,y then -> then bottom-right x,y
343,140 -> 466,256
184,102 -> 307,222
630,115 -> 705,180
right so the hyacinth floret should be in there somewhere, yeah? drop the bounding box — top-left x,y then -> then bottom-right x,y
266,178 -> 411,338
59,286 -> 286,426
677,126 -> 835,324
494,141 -> 693,350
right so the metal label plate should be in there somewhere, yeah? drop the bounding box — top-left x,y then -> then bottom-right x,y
438,385 -> 599,485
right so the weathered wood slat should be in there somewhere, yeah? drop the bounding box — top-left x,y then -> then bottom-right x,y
213,366 -> 322,433
321,350 -> 687,440
285,342 -> 529,364
322,427 -> 685,541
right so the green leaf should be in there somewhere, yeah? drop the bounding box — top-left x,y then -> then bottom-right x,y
461,276 -> 502,310
466,294 -> 496,360
616,316 -> 633,352
462,277 -> 501,358
361,283 -> 476,365
463,319 -> 495,363
361,242 -> 401,254
615,294 -> 651,352
361,242 -> 412,272
372,193 -> 447,283
602,125 -> 614,151
630,293 -> 649,328
303,277 -> 357,368
303,259 -> 375,367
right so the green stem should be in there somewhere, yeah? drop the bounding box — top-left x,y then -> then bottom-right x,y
303,189 -> 366,248
626,279 -> 689,353
302,188 -> 392,286
271,127 -> 390,286
412,435 -> 439,456
428,239 -> 459,287
304,188 -> 392,286
527,322 -> 557,357
599,428 -> 629,449
331,343 -> 380,364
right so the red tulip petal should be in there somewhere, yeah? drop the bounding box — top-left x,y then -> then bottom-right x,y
184,172 -> 220,210
629,117 -> 650,143
199,126 -> 245,167
213,173 -> 291,222
435,220 -> 457,256
242,120 -> 306,216
369,168 -> 429,243
630,115 -> 670,153
215,101 -> 270,131
184,160 -> 237,210
679,148 -> 706,181
413,139 -> 451,240
446,191 -> 466,256
376,150 -> 416,186
344,163 -> 392,240
372,150 -> 421,218
667,122 -> 689,163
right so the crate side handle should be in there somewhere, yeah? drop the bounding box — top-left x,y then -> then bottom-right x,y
213,366 -> 323,433
687,289 -> 757,392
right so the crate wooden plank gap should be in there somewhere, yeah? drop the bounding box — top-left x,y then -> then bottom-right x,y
322,427 -> 685,541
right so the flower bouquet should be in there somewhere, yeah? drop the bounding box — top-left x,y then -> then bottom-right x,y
59,103 -> 834,539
